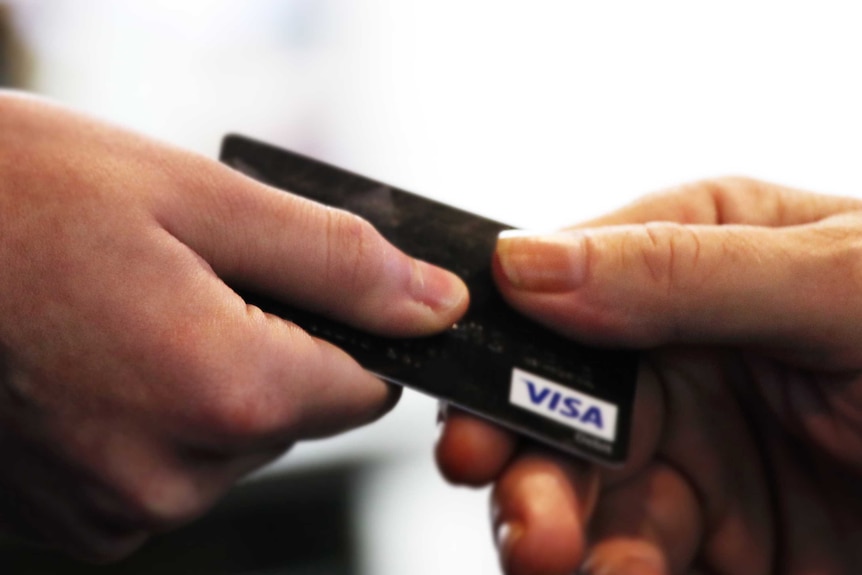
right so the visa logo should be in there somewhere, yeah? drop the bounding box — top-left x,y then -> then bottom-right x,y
509,368 -> 618,442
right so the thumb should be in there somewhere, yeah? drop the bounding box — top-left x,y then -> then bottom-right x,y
154,157 -> 469,337
493,215 -> 862,365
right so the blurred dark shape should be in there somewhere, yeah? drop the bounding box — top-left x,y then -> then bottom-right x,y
0,4 -> 30,88
0,464 -> 361,575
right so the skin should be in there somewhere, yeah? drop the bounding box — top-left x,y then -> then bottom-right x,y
0,91 -> 469,561
436,178 -> 862,574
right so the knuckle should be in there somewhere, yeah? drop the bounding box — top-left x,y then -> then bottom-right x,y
695,175 -> 758,199
694,176 -> 776,224
323,208 -> 386,290
160,319 -> 301,445
196,370 -> 297,443
634,222 -> 705,292
674,176 -> 755,223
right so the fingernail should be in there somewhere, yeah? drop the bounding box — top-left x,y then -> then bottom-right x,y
496,230 -> 587,292
411,260 -> 468,313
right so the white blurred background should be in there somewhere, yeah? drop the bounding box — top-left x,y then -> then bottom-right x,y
3,1 -> 862,573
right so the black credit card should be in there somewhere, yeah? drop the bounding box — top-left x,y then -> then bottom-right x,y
220,135 -> 637,465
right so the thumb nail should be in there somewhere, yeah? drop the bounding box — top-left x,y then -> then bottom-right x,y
411,259 -> 468,314
496,230 -> 587,292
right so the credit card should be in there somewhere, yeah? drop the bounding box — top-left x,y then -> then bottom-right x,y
220,135 -> 637,465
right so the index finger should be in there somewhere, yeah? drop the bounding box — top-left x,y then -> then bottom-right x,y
577,177 -> 862,229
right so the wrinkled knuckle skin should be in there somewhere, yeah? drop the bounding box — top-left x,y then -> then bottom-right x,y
636,222 -> 702,292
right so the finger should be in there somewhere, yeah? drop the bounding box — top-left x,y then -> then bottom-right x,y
602,358 -> 666,486
435,407 -> 519,486
575,177 -> 862,229
581,463 -> 703,575
189,317 -> 400,443
653,349 -> 774,575
154,158 -> 468,336
493,213 -> 862,364
0,438 -> 148,562
137,292 -> 398,446
491,450 -> 599,575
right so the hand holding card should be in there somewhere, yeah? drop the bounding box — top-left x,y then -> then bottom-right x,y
220,135 -> 638,465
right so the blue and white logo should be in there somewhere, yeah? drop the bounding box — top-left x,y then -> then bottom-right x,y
509,368 -> 618,442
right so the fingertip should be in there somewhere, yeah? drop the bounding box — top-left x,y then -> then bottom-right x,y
435,410 -> 518,486
499,521 -> 582,575
327,254 -> 468,338
290,336 -> 399,438
493,453 -> 597,575
379,259 -> 468,337
410,259 -> 470,325
495,230 -> 587,293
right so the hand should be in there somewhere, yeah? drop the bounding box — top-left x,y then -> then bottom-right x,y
436,178 -> 862,574
0,92 -> 469,561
